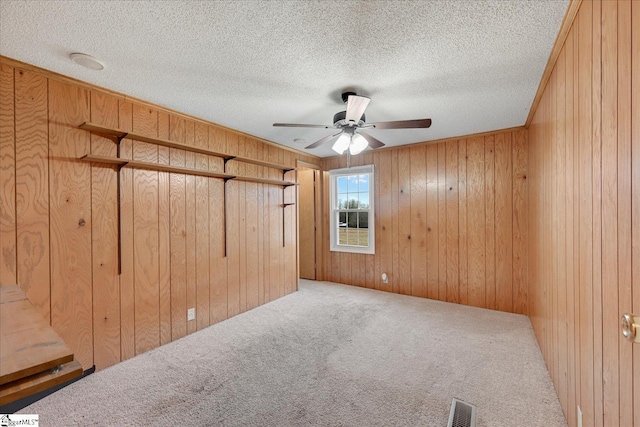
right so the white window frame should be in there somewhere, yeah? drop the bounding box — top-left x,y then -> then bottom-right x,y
329,164 -> 375,254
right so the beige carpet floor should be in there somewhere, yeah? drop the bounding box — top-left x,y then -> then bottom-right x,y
21,280 -> 566,426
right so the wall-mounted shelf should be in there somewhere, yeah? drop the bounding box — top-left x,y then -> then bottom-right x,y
81,155 -> 235,180
80,122 -> 234,159
80,122 -> 299,265
80,122 -> 297,172
80,155 -> 296,187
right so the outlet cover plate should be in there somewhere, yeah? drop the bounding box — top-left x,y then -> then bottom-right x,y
187,308 -> 196,321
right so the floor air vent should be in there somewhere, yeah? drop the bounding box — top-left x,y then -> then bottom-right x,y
447,398 -> 476,427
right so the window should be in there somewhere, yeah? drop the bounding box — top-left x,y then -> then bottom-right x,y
329,165 -> 374,254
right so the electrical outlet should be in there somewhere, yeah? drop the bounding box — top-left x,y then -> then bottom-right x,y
187,308 -> 196,321
382,273 -> 388,284
577,406 -> 582,427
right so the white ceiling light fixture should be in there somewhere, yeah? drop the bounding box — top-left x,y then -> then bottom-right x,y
70,53 -> 104,70
332,133 -> 350,155
349,133 -> 368,155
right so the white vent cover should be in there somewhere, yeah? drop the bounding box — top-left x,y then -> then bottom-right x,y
448,398 -> 477,427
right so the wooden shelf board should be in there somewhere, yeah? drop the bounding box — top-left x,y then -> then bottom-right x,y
81,154 -> 127,166
232,176 -> 297,187
0,285 -> 75,386
79,122 -> 234,160
228,156 -> 296,172
79,122 -> 127,139
81,155 -> 235,180
0,360 -> 82,406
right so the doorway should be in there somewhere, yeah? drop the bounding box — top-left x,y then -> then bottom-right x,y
298,163 -> 320,280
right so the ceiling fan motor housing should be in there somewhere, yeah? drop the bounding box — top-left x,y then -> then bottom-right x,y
333,110 -> 365,127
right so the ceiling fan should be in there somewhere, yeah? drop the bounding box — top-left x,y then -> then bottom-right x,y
273,92 -> 432,155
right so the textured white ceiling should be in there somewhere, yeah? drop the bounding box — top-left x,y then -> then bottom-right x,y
0,0 -> 568,157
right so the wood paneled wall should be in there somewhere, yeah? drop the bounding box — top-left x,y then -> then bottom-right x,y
528,1 -> 639,426
0,58 -> 320,371
320,129 -> 529,314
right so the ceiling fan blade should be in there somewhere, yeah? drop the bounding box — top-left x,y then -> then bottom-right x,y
345,95 -> 370,124
305,132 -> 343,149
358,131 -> 385,149
369,118 -> 432,129
273,123 -> 332,128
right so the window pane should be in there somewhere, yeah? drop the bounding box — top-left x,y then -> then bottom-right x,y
347,212 -> 358,228
337,194 -> 347,209
337,176 -> 348,194
347,175 -> 359,192
358,192 -> 369,209
338,211 -> 347,226
358,212 -> 369,229
346,197 -> 358,209
358,174 -> 369,192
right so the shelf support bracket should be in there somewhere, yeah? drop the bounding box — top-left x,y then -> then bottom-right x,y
223,156 -> 237,174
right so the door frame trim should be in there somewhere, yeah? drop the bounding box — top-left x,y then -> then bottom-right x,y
296,160 -> 323,281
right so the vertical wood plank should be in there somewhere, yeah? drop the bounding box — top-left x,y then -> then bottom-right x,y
237,138 -> 248,312
577,4 -> 595,423
466,137 -> 485,308
48,80 -> 93,369
410,145 -> 427,298
616,1 -> 633,425
378,151 -> 392,292
555,46 -> 569,417
157,112 -> 171,345
194,122 -> 210,330
397,148 -> 412,295
169,115 -> 187,340
484,136 -> 496,309
513,131 -> 528,315
458,140 -> 468,306
245,139 -> 259,311
564,27 -> 577,427
495,133 -> 513,312
260,143 -> 271,301
0,64 -> 16,286
226,132 -> 241,315
591,3 -> 604,425
118,100 -> 134,361
437,143 -> 447,302
445,140 -> 459,304
256,143 -> 265,303
601,1 -> 619,424
426,145 -> 439,300
185,121 -> 197,333
132,104 -> 159,355
632,3 -> 640,427
390,150 -> 400,293
208,127 -> 227,324
15,69 -> 50,321
89,91 -> 120,370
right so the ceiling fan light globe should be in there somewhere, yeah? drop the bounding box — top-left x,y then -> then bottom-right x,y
349,134 -> 368,155
332,133 -> 350,154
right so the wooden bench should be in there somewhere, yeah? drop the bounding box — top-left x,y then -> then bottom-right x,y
0,284 -> 82,405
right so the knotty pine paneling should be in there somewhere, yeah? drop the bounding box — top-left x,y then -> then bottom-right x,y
527,1 -> 638,425
0,57 -> 318,372
0,64 -> 16,285
132,105 -> 160,355
14,69 -> 50,321
89,91 -> 120,370
48,80 -> 93,369
320,128 -> 528,314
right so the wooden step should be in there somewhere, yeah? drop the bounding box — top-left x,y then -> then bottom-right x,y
0,360 -> 82,405
0,284 -> 83,404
